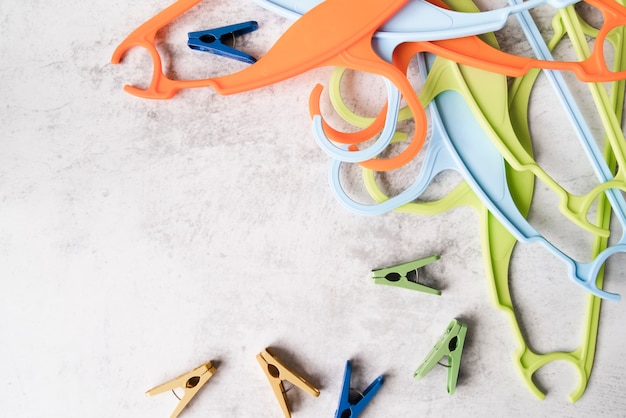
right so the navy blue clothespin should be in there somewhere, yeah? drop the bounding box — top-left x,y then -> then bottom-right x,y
335,360 -> 384,418
187,21 -> 259,64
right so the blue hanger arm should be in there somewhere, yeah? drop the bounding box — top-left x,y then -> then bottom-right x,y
254,0 -> 622,300
328,129 -> 456,215
312,78 -> 401,162
253,0 -> 580,43
510,0 -> 626,223
420,54 -> 620,300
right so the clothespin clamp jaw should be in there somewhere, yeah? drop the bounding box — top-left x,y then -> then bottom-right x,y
145,361 -> 217,418
335,360 -> 384,418
187,21 -> 259,64
257,348 -> 320,417
414,319 -> 467,394
371,255 -> 442,295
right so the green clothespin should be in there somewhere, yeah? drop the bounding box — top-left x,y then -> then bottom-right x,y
414,319 -> 467,395
371,255 -> 442,295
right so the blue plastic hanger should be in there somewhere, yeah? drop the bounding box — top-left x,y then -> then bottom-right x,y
311,78 -> 402,162
255,0 -> 624,300
336,52 -> 620,299
253,0 -> 581,162
253,0 -> 578,46
509,0 -> 626,293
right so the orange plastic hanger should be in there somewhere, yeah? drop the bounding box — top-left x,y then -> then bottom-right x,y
112,0 -> 433,172
113,0 -> 408,98
111,0 -> 203,99
308,0 -> 626,151
113,0 -> 626,172
401,0 -> 626,82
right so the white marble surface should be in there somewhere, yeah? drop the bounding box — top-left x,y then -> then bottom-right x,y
1,0 -> 626,417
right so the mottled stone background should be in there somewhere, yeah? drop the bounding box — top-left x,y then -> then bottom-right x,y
1,0 -> 625,417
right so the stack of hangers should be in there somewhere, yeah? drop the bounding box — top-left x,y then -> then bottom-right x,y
111,0 -> 626,403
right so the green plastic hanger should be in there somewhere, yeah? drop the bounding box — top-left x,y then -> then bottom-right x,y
359,55 -> 611,400
483,4 -> 625,402
325,16 -> 626,239
341,0 -> 623,399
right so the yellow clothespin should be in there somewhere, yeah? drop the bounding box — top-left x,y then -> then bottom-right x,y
257,348 -> 320,417
145,361 -> 217,418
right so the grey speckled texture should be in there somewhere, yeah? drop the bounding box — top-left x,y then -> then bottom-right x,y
1,1 -> 625,417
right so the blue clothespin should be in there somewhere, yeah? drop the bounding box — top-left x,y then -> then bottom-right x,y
335,360 -> 384,418
414,319 -> 467,395
187,21 -> 259,64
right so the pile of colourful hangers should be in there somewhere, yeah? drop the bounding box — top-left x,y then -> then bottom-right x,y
112,0 -> 626,405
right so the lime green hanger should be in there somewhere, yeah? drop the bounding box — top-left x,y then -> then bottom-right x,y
485,3 -> 626,402
329,0 -> 624,399
326,10 -> 626,240
359,51 -> 614,401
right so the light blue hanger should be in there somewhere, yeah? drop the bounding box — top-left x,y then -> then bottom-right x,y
311,78 -> 402,162
417,54 -> 620,300
254,0 -> 623,299
253,0 -> 581,162
328,91 -> 457,216
253,0 -> 578,45
264,0 -> 626,239
509,0 -> 626,291
251,0 -> 319,19
326,51 -> 620,300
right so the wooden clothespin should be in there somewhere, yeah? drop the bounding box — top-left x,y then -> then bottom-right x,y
371,254 -> 442,295
256,348 -> 320,417
145,361 -> 217,418
414,319 -> 467,394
